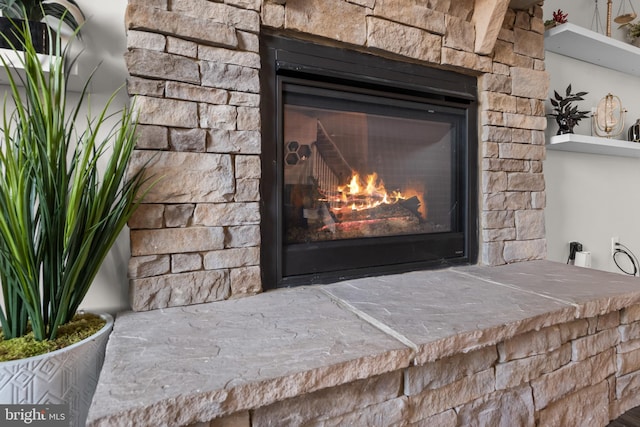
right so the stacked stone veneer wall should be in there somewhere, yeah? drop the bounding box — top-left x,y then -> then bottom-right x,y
184,305 -> 640,427
124,0 -> 550,311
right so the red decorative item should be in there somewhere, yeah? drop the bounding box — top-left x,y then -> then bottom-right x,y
552,9 -> 568,24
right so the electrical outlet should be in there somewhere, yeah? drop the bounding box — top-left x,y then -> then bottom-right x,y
612,236 -> 620,256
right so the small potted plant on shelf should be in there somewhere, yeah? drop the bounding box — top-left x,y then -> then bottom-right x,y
0,0 -> 84,52
0,18 -> 149,426
549,84 -> 590,135
544,9 -> 568,30
624,21 -> 640,46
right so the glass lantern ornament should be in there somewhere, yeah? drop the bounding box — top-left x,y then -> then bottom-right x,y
592,93 -> 627,138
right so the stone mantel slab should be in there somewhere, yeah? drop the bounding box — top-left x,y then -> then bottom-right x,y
88,261 -> 640,426
458,262 -> 640,318
322,268 -> 576,365
88,288 -> 414,426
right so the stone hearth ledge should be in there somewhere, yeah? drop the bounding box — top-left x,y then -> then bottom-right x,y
87,261 -> 640,426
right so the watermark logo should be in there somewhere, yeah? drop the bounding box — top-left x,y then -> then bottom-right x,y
0,405 -> 68,426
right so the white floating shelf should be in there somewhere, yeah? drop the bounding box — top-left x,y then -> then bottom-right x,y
547,133 -> 640,158
545,23 -> 640,76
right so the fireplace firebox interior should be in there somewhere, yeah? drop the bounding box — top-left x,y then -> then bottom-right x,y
261,35 -> 478,289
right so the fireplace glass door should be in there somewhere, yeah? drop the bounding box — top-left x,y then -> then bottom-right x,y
283,84 -> 459,244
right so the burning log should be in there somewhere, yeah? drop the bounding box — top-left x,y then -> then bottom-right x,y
317,197 -> 421,238
334,198 -> 418,223
399,196 -> 422,221
323,215 -> 420,238
332,196 -> 421,221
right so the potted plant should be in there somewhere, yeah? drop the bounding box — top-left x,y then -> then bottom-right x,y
544,8 -> 568,30
624,21 -> 640,46
0,0 -> 84,53
0,19 -> 148,426
549,84 -> 590,135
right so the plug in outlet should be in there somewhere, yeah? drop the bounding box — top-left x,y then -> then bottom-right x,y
612,236 -> 620,256
569,241 -> 583,261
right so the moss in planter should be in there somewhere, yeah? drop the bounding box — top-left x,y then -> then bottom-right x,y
0,313 -> 106,362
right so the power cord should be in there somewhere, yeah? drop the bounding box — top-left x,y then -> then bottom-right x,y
613,242 -> 640,277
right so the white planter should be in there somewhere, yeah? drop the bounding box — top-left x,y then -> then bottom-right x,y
0,313 -> 113,427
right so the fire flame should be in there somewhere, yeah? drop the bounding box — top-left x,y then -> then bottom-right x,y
333,172 -> 427,219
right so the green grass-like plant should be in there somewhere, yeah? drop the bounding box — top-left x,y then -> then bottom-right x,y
0,19 -> 148,342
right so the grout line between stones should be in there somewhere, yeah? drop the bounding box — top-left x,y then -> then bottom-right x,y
450,269 -> 582,311
318,288 -> 420,359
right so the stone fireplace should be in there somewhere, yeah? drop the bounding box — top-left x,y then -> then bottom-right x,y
124,0 -> 548,311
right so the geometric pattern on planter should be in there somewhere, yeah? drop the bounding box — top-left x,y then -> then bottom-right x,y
0,314 -> 113,427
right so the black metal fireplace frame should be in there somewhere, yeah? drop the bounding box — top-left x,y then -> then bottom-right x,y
260,33 -> 478,289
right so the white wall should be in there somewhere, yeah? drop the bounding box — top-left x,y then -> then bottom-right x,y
73,0 -> 131,313
544,0 -> 640,276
